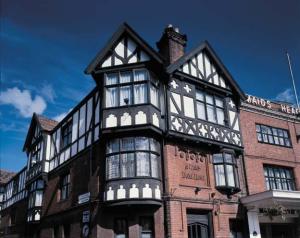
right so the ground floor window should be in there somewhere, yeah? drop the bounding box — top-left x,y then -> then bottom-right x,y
114,218 -> 128,238
229,219 -> 244,238
140,217 -> 154,238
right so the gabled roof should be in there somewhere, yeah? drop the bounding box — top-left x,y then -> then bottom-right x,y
23,113 -> 58,151
0,170 -> 16,185
167,41 -> 246,100
85,22 -> 164,74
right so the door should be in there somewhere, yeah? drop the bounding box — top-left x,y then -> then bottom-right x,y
187,212 -> 210,238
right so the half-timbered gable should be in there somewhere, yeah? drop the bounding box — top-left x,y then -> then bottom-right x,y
85,23 -> 165,135
85,23 -> 163,74
166,42 -> 246,149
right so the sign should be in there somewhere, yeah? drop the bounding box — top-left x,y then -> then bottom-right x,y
78,192 -> 90,204
82,224 -> 89,238
82,210 -> 90,223
174,145 -> 209,187
246,94 -> 300,116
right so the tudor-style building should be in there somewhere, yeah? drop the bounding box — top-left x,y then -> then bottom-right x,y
1,23 -> 299,238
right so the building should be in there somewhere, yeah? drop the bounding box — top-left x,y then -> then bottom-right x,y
240,95 -> 300,238
0,23 -> 299,238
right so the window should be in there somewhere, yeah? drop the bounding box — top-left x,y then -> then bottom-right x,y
63,224 -> 70,238
12,179 -> 19,195
105,69 -> 159,108
213,153 -> 239,189
256,124 -> 291,147
114,218 -> 128,238
106,137 -> 160,180
30,143 -> 41,167
61,120 -> 72,149
196,90 -> 225,125
28,180 -> 44,209
264,165 -> 295,191
140,217 -> 154,238
60,174 -> 71,200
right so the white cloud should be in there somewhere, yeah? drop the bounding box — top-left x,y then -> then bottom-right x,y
53,109 -> 72,122
40,84 -> 56,103
275,88 -> 296,104
0,87 -> 47,118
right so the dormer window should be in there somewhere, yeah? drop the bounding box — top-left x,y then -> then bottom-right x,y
30,143 -> 41,167
105,69 -> 159,108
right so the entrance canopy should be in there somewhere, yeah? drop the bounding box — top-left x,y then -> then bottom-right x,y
241,190 -> 300,210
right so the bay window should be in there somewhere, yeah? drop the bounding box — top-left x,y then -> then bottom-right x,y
213,152 -> 239,193
106,137 -> 160,180
196,90 -> 225,125
105,69 -> 159,108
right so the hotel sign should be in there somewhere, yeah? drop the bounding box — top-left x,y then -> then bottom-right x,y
174,146 -> 209,187
246,94 -> 300,116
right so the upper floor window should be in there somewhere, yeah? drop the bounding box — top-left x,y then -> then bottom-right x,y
196,90 -> 225,125
105,69 -> 159,108
30,143 -> 41,167
213,152 -> 239,190
28,180 -> 44,210
60,173 -> 71,200
256,124 -> 291,147
61,120 -> 72,149
264,165 -> 295,191
106,137 -> 160,180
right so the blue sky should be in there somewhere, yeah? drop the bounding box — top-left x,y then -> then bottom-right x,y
0,0 -> 299,172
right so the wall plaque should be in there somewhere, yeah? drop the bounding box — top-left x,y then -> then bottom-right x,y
174,146 -> 210,188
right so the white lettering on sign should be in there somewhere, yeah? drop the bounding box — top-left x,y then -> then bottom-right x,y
82,210 -> 90,223
280,104 -> 300,115
246,95 -> 271,109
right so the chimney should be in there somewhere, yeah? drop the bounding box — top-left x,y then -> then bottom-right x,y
157,24 -> 187,65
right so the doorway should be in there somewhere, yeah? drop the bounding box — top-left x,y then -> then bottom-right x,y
187,211 -> 211,238
260,223 -> 296,238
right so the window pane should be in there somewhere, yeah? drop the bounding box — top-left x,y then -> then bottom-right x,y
121,138 -> 134,151
136,152 -> 150,176
224,154 -> 233,164
150,85 -> 159,107
106,73 -> 118,85
196,91 -> 204,101
226,165 -> 235,187
107,155 -> 120,179
151,154 -> 159,178
134,69 -> 148,81
120,153 -> 135,178
257,132 -> 262,142
213,154 -> 223,163
106,87 -> 118,107
256,125 -> 261,132
115,219 -> 127,238
134,84 -> 147,104
196,102 -> 206,120
216,108 -> 225,125
107,139 -> 119,153
206,94 -> 214,104
215,97 -> 224,108
120,86 -> 132,106
214,165 -> 226,186
120,71 -> 132,84
207,105 -> 216,123
150,138 -> 160,152
135,137 -> 149,150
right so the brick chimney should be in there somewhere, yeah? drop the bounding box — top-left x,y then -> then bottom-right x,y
157,24 -> 187,65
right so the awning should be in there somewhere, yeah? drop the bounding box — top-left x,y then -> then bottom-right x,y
241,190 -> 300,210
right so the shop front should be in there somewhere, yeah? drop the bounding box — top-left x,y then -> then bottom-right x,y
241,190 -> 300,238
